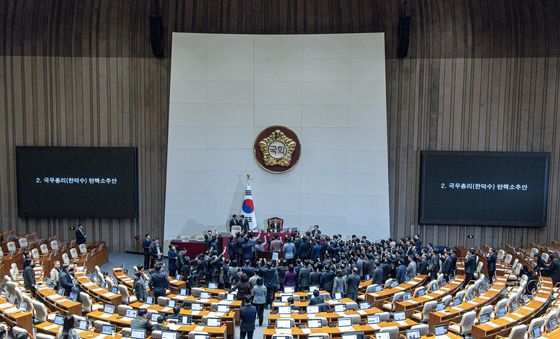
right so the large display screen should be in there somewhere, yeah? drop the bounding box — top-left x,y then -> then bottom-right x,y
419,151 -> 549,227
16,147 -> 138,218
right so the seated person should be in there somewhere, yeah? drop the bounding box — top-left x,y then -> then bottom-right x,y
308,290 -> 325,305
152,316 -> 169,331
166,306 -> 181,320
131,308 -> 152,331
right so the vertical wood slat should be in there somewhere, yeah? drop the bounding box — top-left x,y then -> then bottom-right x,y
0,0 -> 560,251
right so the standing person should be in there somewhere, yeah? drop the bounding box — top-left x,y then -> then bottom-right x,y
486,248 -> 497,283
346,267 -> 361,301
297,262 -> 311,292
283,238 -> 296,264
240,215 -> 250,232
261,262 -> 279,308
50,260 -> 61,288
23,259 -> 36,296
239,295 -> 257,339
142,234 -> 152,269
57,315 -> 80,339
464,249 -> 477,284
428,251 -> 440,280
59,264 -> 75,296
150,238 -> 162,267
251,278 -> 267,326
133,272 -> 147,302
75,224 -> 86,245
283,265 -> 297,289
230,274 -> 252,301
168,245 -> 178,277
442,252 -> 453,281
229,215 -> 240,231
149,263 -> 169,301
332,270 -> 347,296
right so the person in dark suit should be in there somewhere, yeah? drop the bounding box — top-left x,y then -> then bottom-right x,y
142,234 -> 152,269
442,251 -> 453,280
309,265 -> 322,287
372,263 -> 383,285
297,263 -> 311,292
133,272 -> 147,302
229,215 -> 240,231
150,239 -> 162,267
75,224 -> 86,245
486,248 -> 497,283
149,263 -> 169,301
464,248 -> 477,284
152,316 -> 169,331
23,259 -> 36,296
346,267 -> 361,301
239,295 -> 257,339
166,306 -> 181,321
130,308 -> 152,331
240,215 -> 250,232
396,260 -> 407,284
319,265 -> 334,292
308,290 -> 325,305
59,264 -> 75,296
167,245 -> 178,277
269,219 -> 281,232
544,254 -> 560,285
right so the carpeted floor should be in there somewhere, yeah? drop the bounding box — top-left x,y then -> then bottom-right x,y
101,252 -> 270,338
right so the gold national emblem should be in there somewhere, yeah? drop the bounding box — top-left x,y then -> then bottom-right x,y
253,126 -> 301,173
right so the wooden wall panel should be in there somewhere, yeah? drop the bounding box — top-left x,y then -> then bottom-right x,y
0,0 -> 559,251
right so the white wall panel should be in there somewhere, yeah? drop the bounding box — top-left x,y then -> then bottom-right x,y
166,33 -> 390,240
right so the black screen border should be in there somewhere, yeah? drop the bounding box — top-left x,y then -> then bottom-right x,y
16,146 -> 139,218
418,151 -> 550,227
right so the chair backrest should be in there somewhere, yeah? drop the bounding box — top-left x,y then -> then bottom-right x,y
495,299 -> 508,313
18,238 -> 28,249
542,252 -> 550,264
105,277 -> 114,290
476,261 -> 484,273
384,278 -> 394,288
118,284 -> 130,304
460,311 -> 477,333
79,244 -> 88,254
426,280 -> 437,292
62,253 -> 70,265
379,326 -> 399,339
508,324 -> 527,339
414,287 -> 426,298
366,284 -> 380,293
530,248 -> 539,257
7,241 -> 16,253
157,296 -> 169,306
377,312 -> 390,321
422,300 -> 437,319
442,295 -> 452,307
504,254 -> 513,265
12,326 -> 29,337
51,240 -> 59,251
36,333 -> 55,339
22,294 -> 34,313
94,320 -> 111,333
32,300 -> 48,323
40,244 -> 49,255
478,305 -> 493,317
497,249 -> 505,261
392,291 -> 405,303
455,290 -> 465,301
348,314 -> 361,324
546,309 -> 559,332
118,304 -> 132,316
80,292 -> 94,312
411,324 -> 429,336
70,248 -> 79,259
31,248 -> 40,260
528,317 -> 545,335
121,328 -> 132,338
188,332 -> 210,339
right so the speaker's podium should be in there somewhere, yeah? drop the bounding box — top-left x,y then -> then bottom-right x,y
267,217 -> 283,232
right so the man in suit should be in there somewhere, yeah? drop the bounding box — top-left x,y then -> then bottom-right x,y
442,251 -> 453,280
59,264 -> 75,296
152,316 -> 169,331
229,215 -> 239,231
75,224 -> 86,245
486,248 -> 497,283
544,254 -> 560,285
346,267 -> 361,301
464,248 -> 477,284
396,259 -> 407,283
133,272 -> 147,302
260,262 -> 279,307
23,259 -> 36,296
372,262 -> 384,285
239,295 -> 257,338
130,308 -> 152,331
297,263 -> 311,292
240,215 -> 250,232
308,289 -> 325,305
142,234 -> 152,269
149,263 -> 169,301
319,265 -> 335,292
150,238 -> 162,267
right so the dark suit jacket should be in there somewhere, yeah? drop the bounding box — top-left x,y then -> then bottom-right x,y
131,317 -> 152,331
76,229 -> 86,245
23,266 -> 35,290
464,255 -> 477,274
134,277 -> 147,301
239,305 -> 257,331
372,268 -> 383,285
59,270 -> 74,295
149,271 -> 169,295
486,253 -> 497,272
442,257 -> 453,276
309,296 -> 325,305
